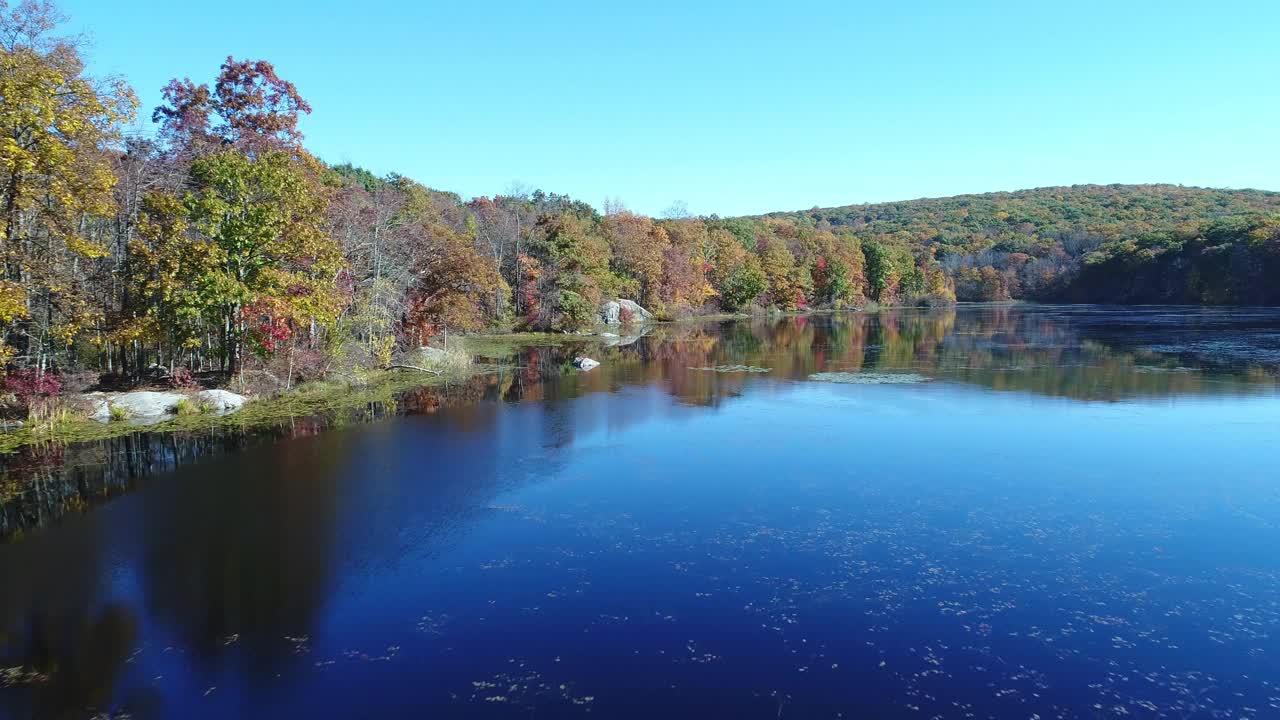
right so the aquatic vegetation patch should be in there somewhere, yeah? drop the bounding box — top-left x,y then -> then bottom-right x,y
461,333 -> 603,360
689,365 -> 771,373
808,371 -> 929,384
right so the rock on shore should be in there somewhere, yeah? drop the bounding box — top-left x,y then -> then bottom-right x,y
86,389 -> 249,422
599,299 -> 654,325
197,389 -> 249,411
110,391 -> 189,418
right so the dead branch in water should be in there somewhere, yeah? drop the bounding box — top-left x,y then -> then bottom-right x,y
386,364 -> 443,375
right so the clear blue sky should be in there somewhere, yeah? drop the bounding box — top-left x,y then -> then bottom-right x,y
60,0 -> 1280,217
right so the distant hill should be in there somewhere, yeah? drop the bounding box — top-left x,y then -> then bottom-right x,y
746,184 -> 1280,305
758,184 -> 1280,241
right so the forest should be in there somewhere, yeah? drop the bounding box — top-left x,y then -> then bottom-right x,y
3,1 -> 1280,403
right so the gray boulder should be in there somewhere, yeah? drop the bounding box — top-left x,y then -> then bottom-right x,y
84,391 -> 111,421
110,391 -> 187,418
619,299 -> 654,322
89,399 -> 111,421
599,299 -> 654,325
573,357 -> 600,371
417,346 -> 449,362
197,389 -> 248,411
143,363 -> 171,382
600,300 -> 622,325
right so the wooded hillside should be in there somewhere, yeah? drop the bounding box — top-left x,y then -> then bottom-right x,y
758,184 -> 1280,304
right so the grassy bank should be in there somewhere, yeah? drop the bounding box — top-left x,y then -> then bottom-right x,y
0,367 -> 467,455
0,328 -> 622,454
0,320 -> 748,455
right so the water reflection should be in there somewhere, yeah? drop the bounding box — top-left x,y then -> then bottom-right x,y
570,305 -> 1280,404
0,485 -> 161,719
1,605 -> 146,720
4,306 -> 1280,540
138,437 -> 343,676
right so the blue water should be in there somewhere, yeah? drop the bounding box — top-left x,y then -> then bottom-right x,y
1,307 -> 1278,719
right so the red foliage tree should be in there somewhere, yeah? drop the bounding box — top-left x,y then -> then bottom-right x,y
153,57 -> 312,155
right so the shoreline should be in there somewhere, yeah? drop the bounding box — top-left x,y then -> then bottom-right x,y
0,320 -> 645,456
0,301 -> 1090,455
0,301 -> 1100,455
0,366 -> 476,457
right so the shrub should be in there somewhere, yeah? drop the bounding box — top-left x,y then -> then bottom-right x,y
170,367 -> 199,389
109,405 -> 129,422
554,290 -> 597,331
438,338 -> 474,373
400,336 -> 472,374
3,369 -> 62,419
171,398 -> 196,415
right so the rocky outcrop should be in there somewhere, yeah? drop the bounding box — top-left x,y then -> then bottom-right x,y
599,299 -> 654,325
573,357 -> 600,371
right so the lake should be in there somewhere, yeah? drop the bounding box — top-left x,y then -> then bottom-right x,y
1,305 -> 1278,719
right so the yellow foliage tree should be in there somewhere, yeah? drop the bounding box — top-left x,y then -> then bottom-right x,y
0,2 -> 136,366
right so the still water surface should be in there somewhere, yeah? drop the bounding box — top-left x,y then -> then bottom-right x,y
1,306 -> 1278,719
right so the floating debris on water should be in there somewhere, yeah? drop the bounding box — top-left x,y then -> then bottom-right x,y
463,666 -> 595,709
689,365 -> 771,373
1133,365 -> 1196,374
808,372 -> 930,384
0,665 -> 49,687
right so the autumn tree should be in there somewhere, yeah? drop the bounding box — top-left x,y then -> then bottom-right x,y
467,194 -> 528,318
604,211 -> 668,308
0,0 -> 137,369
708,229 -> 765,311
658,218 -> 712,314
328,166 -> 418,365
153,56 -> 311,157
757,232 -> 810,309
532,212 -> 613,330
863,239 -> 916,302
403,222 -> 506,341
809,229 -> 866,307
130,150 -> 343,375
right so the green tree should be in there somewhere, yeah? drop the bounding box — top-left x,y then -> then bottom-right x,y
533,212 -> 615,330
719,262 -> 766,311
132,149 -> 343,375
863,240 -> 893,301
